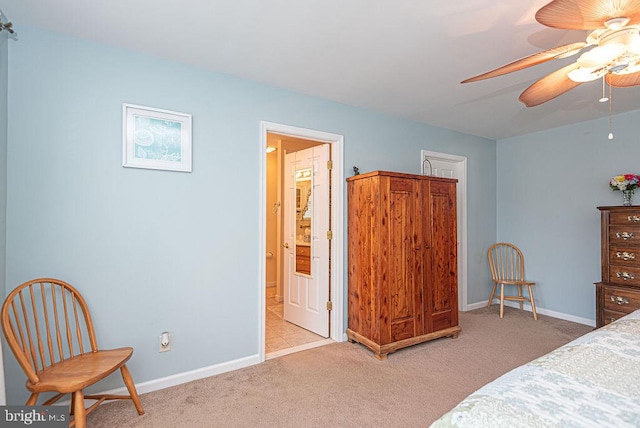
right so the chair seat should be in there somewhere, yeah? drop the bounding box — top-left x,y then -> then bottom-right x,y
27,347 -> 133,393
497,280 -> 535,286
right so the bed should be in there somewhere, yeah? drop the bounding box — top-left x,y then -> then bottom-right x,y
430,310 -> 640,427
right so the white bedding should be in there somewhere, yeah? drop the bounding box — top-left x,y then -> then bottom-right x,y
430,310 -> 640,427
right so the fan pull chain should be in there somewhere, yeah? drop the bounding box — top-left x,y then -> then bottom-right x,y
599,76 -> 609,103
608,81 -> 614,140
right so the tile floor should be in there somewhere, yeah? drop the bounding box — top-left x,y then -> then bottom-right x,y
265,287 -> 325,354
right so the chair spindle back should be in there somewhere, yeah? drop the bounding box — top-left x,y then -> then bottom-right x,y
1,278 -> 98,385
488,243 -> 525,283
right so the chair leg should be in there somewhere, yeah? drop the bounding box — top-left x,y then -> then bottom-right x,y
487,283 -> 497,308
518,285 -> 523,310
26,393 -> 39,406
500,284 -> 505,318
73,390 -> 86,428
528,285 -> 538,320
121,364 -> 145,415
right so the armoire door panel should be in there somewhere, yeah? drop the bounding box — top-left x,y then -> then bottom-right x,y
431,192 -> 453,312
428,181 -> 458,329
391,318 -> 416,341
388,183 -> 419,334
432,311 -> 454,332
347,177 -> 377,342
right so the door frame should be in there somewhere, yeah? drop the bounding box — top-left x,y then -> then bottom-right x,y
421,150 -> 468,312
259,121 -> 345,362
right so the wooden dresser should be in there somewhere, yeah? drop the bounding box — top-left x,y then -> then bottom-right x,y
596,206 -> 640,327
347,171 -> 460,359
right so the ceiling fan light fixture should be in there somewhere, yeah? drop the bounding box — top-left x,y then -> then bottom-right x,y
577,43 -> 626,68
599,27 -> 640,53
605,17 -> 631,30
629,35 -> 640,54
587,29 -> 607,45
567,66 -> 605,82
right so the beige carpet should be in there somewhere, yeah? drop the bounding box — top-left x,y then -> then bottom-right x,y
87,306 -> 592,427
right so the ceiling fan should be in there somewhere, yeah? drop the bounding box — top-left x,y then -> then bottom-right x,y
462,0 -> 640,107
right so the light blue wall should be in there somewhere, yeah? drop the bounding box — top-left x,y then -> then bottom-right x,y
497,110 -> 640,321
3,26 -> 496,402
0,32 -> 8,407
0,34 -> 8,312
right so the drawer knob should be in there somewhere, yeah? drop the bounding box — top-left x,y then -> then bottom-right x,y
628,215 -> 640,222
610,295 -> 630,305
616,272 -> 635,280
616,232 -> 635,240
616,251 -> 636,261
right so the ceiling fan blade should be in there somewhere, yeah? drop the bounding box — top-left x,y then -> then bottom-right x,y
519,62 -> 582,107
607,71 -> 640,87
536,0 -> 640,30
461,42 -> 585,83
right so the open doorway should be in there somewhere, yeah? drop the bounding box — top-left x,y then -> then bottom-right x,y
259,122 -> 344,362
266,135 -> 328,355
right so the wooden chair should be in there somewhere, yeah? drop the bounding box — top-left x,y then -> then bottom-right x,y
1,278 -> 144,428
487,243 -> 538,320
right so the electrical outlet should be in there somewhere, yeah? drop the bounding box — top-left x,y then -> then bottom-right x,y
159,331 -> 171,352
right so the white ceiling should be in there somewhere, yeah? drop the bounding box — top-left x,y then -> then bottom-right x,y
4,0 -> 640,140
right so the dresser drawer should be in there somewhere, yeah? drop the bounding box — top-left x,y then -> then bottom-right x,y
602,309 -> 628,325
609,226 -> 640,245
609,245 -> 640,266
609,265 -> 640,286
296,256 -> 311,275
604,286 -> 640,314
610,212 -> 640,225
296,245 -> 311,257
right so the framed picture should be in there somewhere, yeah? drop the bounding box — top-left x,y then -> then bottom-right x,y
122,104 -> 192,172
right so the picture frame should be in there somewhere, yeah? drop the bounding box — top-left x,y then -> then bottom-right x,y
122,103 -> 192,172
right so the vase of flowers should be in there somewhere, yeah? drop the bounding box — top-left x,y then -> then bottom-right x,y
610,174 -> 640,206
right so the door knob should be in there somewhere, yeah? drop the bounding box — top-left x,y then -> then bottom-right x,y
283,243 -> 289,248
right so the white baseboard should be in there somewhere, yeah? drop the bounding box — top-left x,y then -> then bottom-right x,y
92,354 -> 261,399
464,301 -> 488,311
466,299 -> 595,327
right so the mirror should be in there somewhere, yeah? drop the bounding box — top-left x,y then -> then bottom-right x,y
295,168 -> 312,275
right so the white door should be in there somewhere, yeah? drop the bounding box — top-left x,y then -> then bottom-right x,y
422,150 -> 468,311
283,145 -> 330,337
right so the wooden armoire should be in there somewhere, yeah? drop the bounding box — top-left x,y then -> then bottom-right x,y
347,170 -> 460,359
